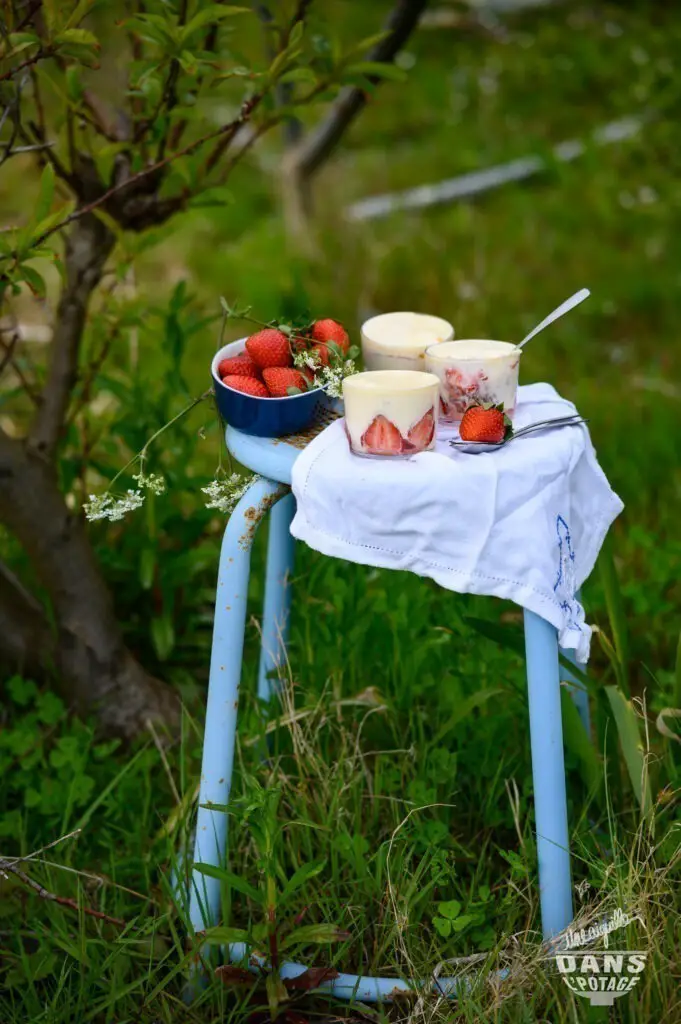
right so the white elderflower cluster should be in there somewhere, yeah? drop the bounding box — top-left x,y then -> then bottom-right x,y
83,489 -> 145,522
132,470 -> 166,495
317,359 -> 357,398
293,348 -> 322,372
83,467 -> 166,522
201,472 -> 255,514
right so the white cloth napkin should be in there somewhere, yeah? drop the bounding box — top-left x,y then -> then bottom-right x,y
290,383 -> 623,661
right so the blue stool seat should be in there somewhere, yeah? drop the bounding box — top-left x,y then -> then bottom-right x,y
186,410 -> 588,996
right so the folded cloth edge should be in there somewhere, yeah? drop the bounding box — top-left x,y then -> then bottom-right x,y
290,489 -> 624,662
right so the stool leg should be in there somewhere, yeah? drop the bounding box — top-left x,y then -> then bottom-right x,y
188,477 -> 288,934
257,492 -> 295,702
523,609 -> 573,939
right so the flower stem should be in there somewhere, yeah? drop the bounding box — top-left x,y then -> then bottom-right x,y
107,390 -> 211,491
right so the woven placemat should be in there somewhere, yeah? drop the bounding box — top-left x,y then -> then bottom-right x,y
276,405 -> 342,451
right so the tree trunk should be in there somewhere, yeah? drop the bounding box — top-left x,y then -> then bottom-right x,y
0,212 -> 179,737
0,431 -> 179,736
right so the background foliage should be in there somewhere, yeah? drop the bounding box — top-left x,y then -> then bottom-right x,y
1,0 -> 680,1021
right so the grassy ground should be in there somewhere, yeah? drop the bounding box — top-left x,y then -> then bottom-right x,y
1,1 -> 681,1021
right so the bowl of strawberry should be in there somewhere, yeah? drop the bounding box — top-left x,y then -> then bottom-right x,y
211,317 -> 351,437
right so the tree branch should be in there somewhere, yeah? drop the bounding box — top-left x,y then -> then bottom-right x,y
0,858 -> 127,927
28,213 -> 115,459
290,0 -> 428,182
0,48 -> 53,83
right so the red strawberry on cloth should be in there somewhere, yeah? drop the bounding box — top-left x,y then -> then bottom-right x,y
245,328 -> 292,369
262,367 -> 310,397
361,415 -> 403,455
221,374 -> 270,398
311,318 -> 349,365
218,354 -> 260,379
459,404 -> 511,443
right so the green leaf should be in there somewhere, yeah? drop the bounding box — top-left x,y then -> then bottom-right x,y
178,50 -> 198,75
66,65 -> 84,102
20,265 -> 47,298
30,203 -> 70,242
278,67 -> 317,85
281,924 -> 350,950
65,0 -> 97,30
605,685 -> 652,815
598,540 -> 629,692
151,613 -> 174,661
140,547 -> 155,590
560,688 -> 602,796
432,917 -> 451,937
8,32 -> 40,55
55,28 -> 100,48
345,60 -> 406,82
35,163 -> 55,226
201,926 -> 250,945
7,676 -> 38,707
433,688 -> 503,744
268,47 -> 301,81
463,616 -> 525,656
58,42 -> 100,66
193,864 -> 262,903
437,899 -> 461,920
450,914 -> 475,932
182,5 -> 249,44
189,186 -> 233,209
674,628 -> 681,709
281,859 -> 326,899
344,31 -> 390,59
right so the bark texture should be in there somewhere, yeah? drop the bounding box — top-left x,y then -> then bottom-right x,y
0,213 -> 179,737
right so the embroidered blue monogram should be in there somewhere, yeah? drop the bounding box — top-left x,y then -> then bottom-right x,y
554,515 -> 578,632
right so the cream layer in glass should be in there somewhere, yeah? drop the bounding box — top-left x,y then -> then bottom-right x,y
361,312 -> 454,371
425,339 -> 521,422
343,370 -> 439,457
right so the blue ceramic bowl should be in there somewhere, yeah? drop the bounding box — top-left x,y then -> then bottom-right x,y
211,338 -> 333,438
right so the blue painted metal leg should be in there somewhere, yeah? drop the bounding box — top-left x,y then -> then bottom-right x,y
188,476 -> 287,934
257,492 -> 295,702
523,609 -> 573,939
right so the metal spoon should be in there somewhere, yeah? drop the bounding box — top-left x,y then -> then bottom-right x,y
449,415 -> 587,453
518,288 -> 590,349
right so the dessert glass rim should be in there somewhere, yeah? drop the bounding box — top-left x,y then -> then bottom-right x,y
425,338 -> 521,360
361,310 -> 454,337
343,369 -> 440,392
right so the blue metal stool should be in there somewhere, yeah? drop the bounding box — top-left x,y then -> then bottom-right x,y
188,411 -> 588,992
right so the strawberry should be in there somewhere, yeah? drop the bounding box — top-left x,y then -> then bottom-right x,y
311,318 -> 349,365
407,409 -> 435,450
245,328 -> 292,369
262,367 -> 310,397
218,354 -> 260,379
361,415 -> 403,455
221,374 -> 270,398
459,404 -> 511,443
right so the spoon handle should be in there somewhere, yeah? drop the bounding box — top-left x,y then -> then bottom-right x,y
510,415 -> 587,440
518,288 -> 591,349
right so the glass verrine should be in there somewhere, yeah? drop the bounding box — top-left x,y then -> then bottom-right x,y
425,339 -> 521,422
343,370 -> 440,457
361,312 -> 454,372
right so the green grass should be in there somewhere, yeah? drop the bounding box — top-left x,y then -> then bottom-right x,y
2,1 -> 681,1021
